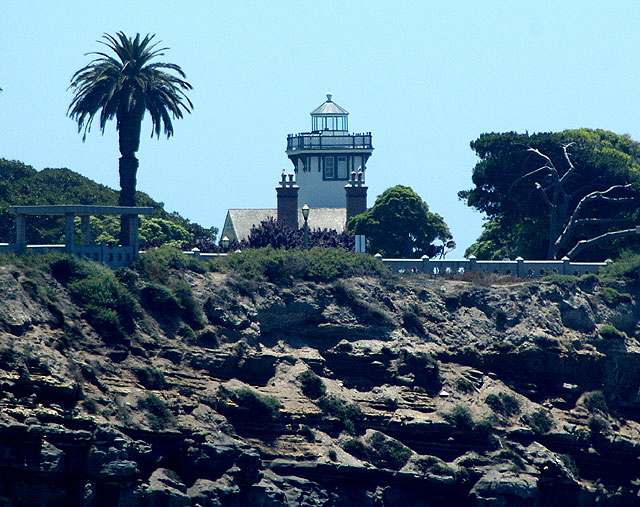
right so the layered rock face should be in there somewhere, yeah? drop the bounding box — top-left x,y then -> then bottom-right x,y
0,264 -> 639,506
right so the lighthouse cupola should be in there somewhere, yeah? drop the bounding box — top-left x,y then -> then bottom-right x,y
311,93 -> 349,132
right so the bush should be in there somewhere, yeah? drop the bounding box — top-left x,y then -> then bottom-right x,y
584,390 -> 608,414
135,245 -> 203,283
221,387 -> 282,421
141,280 -> 205,330
343,433 -> 412,470
524,408 -> 552,435
368,431 -> 412,470
197,329 -> 219,348
599,252 -> 640,281
598,324 -> 626,340
138,393 -> 173,430
456,377 -> 476,394
133,366 -> 168,390
141,283 -> 181,315
211,247 -> 392,285
49,254 -> 96,285
485,392 -> 521,417
299,370 -> 326,399
68,272 -> 141,340
317,395 -> 364,435
443,405 -> 474,432
242,217 -> 355,250
599,286 -> 632,306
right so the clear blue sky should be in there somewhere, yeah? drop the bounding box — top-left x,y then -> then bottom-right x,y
2,1 -> 639,255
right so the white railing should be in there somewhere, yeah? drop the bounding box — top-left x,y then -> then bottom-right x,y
379,255 -> 608,278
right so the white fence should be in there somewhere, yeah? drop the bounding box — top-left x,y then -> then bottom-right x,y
378,255 -> 608,278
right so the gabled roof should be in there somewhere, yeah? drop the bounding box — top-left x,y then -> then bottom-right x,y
222,208 -> 348,242
311,94 -> 349,116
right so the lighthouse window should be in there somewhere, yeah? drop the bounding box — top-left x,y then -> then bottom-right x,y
337,157 -> 348,179
324,157 -> 335,179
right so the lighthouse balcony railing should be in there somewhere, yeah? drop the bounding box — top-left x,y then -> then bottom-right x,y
286,132 -> 373,151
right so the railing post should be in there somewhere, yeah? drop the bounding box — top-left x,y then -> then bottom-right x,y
421,255 -> 430,274
516,256 -> 524,277
468,255 -> 477,273
562,256 -> 571,275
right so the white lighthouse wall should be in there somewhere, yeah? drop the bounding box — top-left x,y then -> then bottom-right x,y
294,155 -> 366,208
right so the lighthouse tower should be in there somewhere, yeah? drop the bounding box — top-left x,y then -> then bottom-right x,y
286,94 -> 373,209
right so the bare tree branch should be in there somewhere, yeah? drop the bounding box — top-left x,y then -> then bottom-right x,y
567,228 -> 638,260
555,184 -> 635,252
558,142 -> 577,185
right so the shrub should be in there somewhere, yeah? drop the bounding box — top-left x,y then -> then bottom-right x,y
170,279 -> 206,329
138,393 -> 173,430
135,245 -> 202,283
598,324 -> 626,340
367,431 -> 412,470
342,438 -> 371,462
141,283 -> 181,315
299,424 -> 315,442
223,387 -> 282,421
485,392 -> 521,417
317,395 -> 364,435
197,329 -> 219,348
133,366 -> 168,390
524,408 -> 552,435
49,254 -> 96,285
211,247 -> 392,284
599,251 -> 640,281
584,390 -> 608,414
588,416 -> 608,442
68,272 -> 141,340
299,370 -> 326,399
328,449 -> 337,461
456,377 -> 476,394
599,286 -> 632,306
443,405 -> 474,432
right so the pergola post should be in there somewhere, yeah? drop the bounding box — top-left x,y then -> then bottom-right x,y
80,216 -> 91,246
15,214 -> 26,254
64,213 -> 75,252
128,215 -> 140,259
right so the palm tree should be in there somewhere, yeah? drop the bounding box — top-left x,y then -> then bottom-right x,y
68,32 -> 193,239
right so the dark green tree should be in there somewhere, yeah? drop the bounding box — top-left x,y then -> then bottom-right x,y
459,130 -> 640,260
68,32 -> 193,243
347,185 -> 454,258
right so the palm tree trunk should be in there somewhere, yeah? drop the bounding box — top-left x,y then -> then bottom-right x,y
117,112 -> 142,245
118,154 -> 138,245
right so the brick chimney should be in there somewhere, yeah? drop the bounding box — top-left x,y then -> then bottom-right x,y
345,170 -> 368,222
276,173 -> 299,228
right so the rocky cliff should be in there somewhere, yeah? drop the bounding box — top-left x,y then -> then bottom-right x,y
0,256 -> 639,506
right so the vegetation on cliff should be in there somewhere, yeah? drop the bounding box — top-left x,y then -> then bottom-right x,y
1,247 -> 640,504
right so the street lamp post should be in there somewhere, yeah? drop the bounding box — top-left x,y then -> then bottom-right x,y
302,204 -> 310,250
221,235 -> 230,252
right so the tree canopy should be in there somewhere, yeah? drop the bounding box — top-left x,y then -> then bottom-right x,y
347,185 -> 454,258
0,158 -> 217,250
459,129 -> 640,260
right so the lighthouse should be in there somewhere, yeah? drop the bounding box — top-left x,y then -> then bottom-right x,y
286,94 -> 374,209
